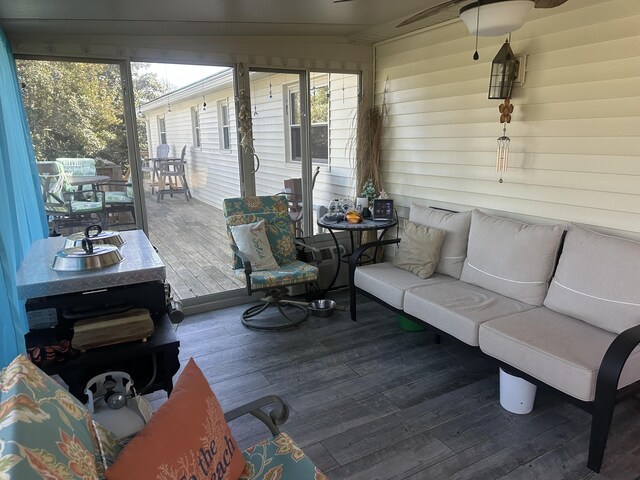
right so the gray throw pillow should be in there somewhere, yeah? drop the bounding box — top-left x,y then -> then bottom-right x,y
392,220 -> 446,279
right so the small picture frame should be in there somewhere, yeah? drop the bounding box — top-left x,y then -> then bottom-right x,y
372,198 -> 394,221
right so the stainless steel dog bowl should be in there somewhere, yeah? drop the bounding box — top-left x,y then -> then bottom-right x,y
308,299 -> 336,317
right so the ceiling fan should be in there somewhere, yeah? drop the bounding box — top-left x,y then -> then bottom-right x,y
333,0 -> 569,29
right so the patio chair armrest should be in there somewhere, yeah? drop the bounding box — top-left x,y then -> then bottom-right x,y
294,238 -> 322,264
224,395 -> 289,436
230,243 -> 253,275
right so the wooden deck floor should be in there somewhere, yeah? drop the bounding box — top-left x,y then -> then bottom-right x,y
145,192 -> 244,301
145,291 -> 640,479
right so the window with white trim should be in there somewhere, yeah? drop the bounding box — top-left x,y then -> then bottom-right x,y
286,77 -> 329,164
157,116 -> 167,144
218,100 -> 230,150
191,107 -> 201,147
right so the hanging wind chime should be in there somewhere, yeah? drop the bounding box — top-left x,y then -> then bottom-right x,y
497,97 -> 513,183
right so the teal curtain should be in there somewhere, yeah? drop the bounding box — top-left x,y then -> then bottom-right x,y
0,27 -> 48,368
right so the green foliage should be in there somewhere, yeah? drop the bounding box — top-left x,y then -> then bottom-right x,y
16,60 -> 167,172
360,179 -> 376,203
310,86 -> 328,124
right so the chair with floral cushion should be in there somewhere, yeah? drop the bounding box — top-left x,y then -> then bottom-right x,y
37,160 -> 106,234
222,195 -> 320,331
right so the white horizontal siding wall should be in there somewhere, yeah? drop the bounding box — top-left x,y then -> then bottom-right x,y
146,71 -> 360,211
145,86 -> 241,210
375,0 -> 640,238
251,72 -> 359,208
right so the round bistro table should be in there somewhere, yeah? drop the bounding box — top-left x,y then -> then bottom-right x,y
316,215 -> 398,293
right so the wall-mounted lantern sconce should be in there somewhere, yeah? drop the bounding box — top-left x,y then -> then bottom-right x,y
489,40 -> 519,99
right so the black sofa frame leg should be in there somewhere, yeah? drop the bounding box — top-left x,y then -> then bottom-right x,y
587,324 -> 640,472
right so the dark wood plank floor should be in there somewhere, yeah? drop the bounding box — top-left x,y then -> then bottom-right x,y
146,292 -> 640,479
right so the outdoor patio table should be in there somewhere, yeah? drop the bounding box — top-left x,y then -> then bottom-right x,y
66,174 -> 110,190
316,216 -> 398,293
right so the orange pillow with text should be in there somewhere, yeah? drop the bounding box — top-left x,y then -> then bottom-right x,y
106,358 -> 245,480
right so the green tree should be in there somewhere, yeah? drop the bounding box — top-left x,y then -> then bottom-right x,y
16,60 -> 167,172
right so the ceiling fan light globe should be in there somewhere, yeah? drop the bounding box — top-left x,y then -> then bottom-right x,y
460,0 -> 535,36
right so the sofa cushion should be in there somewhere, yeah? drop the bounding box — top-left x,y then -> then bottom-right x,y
355,262 -> 455,310
240,432 -> 326,480
106,358 -> 245,480
544,224 -> 640,334
460,210 -> 564,306
392,221 -> 446,279
479,307 -> 640,402
0,355 -> 99,479
403,280 -> 534,346
409,203 -> 471,278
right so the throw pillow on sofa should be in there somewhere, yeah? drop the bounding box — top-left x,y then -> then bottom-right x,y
392,220 -> 446,279
408,203 -> 471,278
105,358 -> 245,480
460,210 -> 564,306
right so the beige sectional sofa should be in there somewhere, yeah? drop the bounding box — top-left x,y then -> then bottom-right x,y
348,204 -> 640,473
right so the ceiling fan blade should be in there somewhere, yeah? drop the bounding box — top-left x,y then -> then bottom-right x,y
333,0 -> 353,3
534,0 -> 569,7
396,0 -> 468,28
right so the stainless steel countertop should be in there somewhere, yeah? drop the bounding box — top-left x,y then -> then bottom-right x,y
17,230 -> 165,301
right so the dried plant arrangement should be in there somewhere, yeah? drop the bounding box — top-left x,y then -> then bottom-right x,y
353,103 -> 385,197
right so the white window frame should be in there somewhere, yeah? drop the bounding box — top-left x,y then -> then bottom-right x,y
284,79 -> 329,165
217,99 -> 231,151
157,116 -> 167,145
191,107 -> 201,147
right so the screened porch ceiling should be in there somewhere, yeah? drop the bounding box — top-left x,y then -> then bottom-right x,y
1,0 -> 469,44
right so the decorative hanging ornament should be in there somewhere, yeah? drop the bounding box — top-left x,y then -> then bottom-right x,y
496,97 -> 514,183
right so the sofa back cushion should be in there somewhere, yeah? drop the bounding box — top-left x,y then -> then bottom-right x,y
0,355 -> 100,479
460,210 -> 564,305
544,224 -> 640,333
409,203 -> 471,278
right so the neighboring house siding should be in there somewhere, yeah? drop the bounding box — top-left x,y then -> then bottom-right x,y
146,71 -> 359,212
252,72 -> 359,207
145,87 -> 241,210
375,0 -> 640,238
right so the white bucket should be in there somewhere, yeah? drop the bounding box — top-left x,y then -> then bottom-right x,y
499,368 -> 537,414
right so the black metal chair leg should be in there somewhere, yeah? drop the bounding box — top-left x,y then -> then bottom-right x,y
241,298 -> 308,331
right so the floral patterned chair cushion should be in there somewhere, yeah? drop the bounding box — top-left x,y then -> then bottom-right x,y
234,260 -> 319,290
223,196 -> 298,270
240,433 -> 326,480
0,355 -> 102,479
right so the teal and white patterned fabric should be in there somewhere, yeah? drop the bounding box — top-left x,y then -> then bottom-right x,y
56,158 -> 97,176
234,260 -> 319,290
240,433 -> 326,480
223,196 -> 318,283
0,355 -> 103,479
